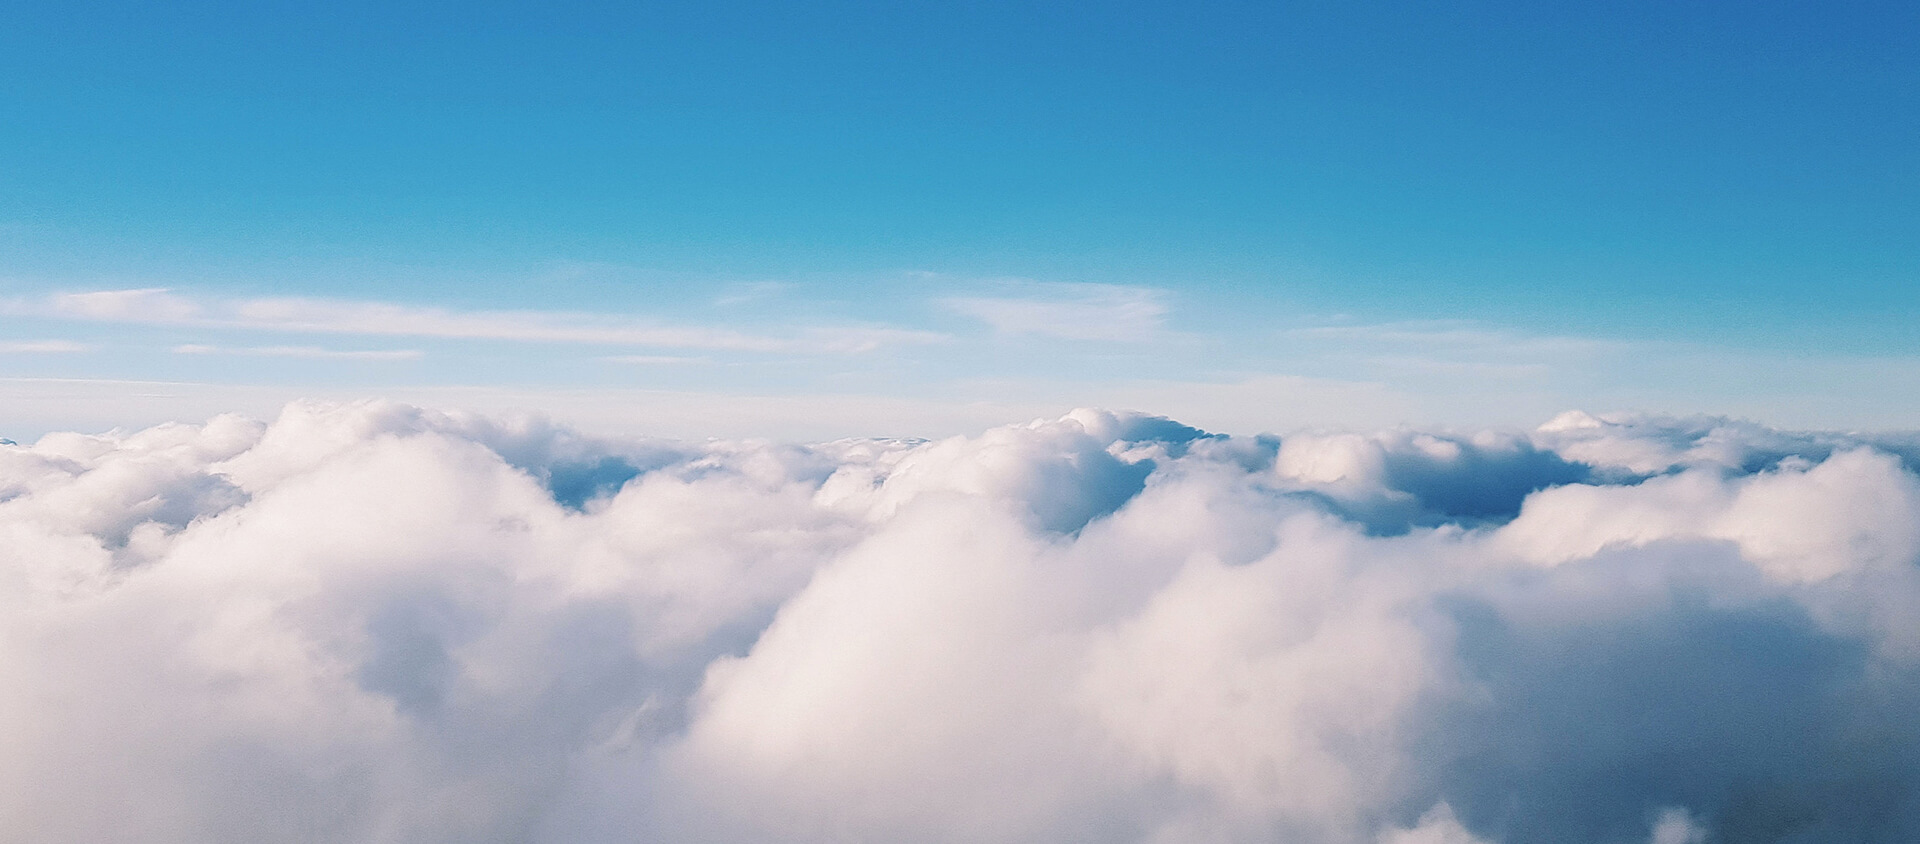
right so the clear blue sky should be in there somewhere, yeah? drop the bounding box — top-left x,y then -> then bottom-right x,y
3,1 -> 1917,437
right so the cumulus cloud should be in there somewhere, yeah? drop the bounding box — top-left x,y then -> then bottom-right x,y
3,402 -> 1919,843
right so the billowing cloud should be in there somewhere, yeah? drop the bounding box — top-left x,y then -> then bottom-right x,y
3,402 -> 1919,843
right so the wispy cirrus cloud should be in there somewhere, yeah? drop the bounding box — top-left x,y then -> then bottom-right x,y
171,344 -> 424,361
598,354 -> 709,365
1277,319 -> 1627,382
0,340 -> 91,353
713,281 -> 793,306
1284,320 -> 1621,357
20,289 -> 943,354
942,283 -> 1168,342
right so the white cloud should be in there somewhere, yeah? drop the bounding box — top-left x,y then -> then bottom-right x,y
712,281 -> 792,306
0,340 -> 90,353
3,401 -> 1920,843
1276,320 -> 1620,380
943,283 -> 1169,341
0,372 -> 1413,445
1646,808 -> 1708,844
171,344 -> 424,360
1377,805 -> 1491,844
1285,320 -> 1615,353
597,354 -> 707,365
16,288 -> 943,354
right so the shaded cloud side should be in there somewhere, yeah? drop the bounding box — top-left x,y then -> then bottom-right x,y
3,403 -> 1920,843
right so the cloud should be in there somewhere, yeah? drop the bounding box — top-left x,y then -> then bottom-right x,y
1276,321 -> 1621,380
172,344 -> 424,361
943,283 -> 1168,341
1285,321 -> 1614,353
3,401 -> 1920,842
712,281 -> 793,306
1377,804 -> 1491,844
0,340 -> 90,353
597,354 -> 708,365
16,289 -> 942,354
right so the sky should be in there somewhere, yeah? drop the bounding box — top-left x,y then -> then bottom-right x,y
3,0 -> 1918,437
11,8 -> 1920,842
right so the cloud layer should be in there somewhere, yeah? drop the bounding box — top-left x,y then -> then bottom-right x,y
4,403 -> 1920,843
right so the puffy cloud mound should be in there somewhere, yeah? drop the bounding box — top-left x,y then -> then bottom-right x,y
4,402 -> 1920,844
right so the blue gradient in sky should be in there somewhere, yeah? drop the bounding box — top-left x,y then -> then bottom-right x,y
2,1 -> 1917,435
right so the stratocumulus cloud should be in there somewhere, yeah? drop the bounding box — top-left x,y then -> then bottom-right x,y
3,403 -> 1920,843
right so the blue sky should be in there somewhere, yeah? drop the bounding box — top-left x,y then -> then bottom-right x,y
3,0 -> 1917,437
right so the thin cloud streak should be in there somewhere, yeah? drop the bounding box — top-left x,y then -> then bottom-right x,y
1282,320 -> 1623,357
21,289 -> 944,354
943,283 -> 1168,341
0,340 -> 91,353
171,344 -> 425,361
599,354 -> 709,365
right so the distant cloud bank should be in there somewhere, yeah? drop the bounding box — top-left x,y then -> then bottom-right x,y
4,402 -> 1919,843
